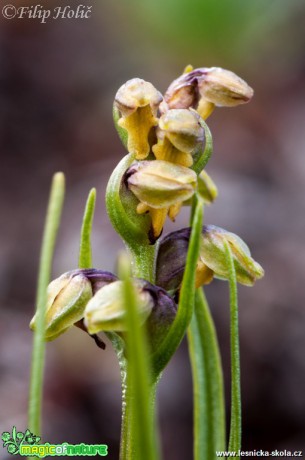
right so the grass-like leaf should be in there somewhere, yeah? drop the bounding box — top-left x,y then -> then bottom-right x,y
225,241 -> 242,458
151,196 -> 203,377
28,172 -> 65,436
78,188 -> 96,269
187,288 -> 226,460
118,254 -> 159,460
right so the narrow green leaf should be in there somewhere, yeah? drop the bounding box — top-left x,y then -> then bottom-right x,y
225,241 -> 242,458
187,288 -> 226,460
78,188 -> 96,269
28,172 -> 65,436
118,253 -> 159,460
192,119 -> 213,175
151,196 -> 203,377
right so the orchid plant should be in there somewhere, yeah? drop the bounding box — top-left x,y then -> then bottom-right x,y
28,65 -> 264,460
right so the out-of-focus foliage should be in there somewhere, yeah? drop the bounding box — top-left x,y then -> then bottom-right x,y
114,0 -> 305,68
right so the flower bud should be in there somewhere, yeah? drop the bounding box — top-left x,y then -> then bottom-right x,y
84,280 -> 153,334
144,282 -> 177,350
126,160 -> 197,209
197,169 -> 218,204
156,228 -> 213,291
198,67 -> 254,107
161,67 -> 253,119
199,225 -> 264,285
152,109 -> 205,167
156,228 -> 192,292
114,78 -> 163,159
84,279 -> 177,350
30,269 -> 117,340
156,225 -> 264,291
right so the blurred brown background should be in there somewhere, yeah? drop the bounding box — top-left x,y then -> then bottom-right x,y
1,0 -> 305,458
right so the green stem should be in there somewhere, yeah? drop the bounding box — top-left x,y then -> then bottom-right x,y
28,172 -> 65,436
187,196 -> 225,459
120,368 -> 159,460
187,288 -> 226,460
129,242 -> 157,283
78,188 -> 96,269
225,242 -> 241,458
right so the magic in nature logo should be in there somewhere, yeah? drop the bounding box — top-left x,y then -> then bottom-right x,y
2,426 -> 41,455
2,427 -> 108,457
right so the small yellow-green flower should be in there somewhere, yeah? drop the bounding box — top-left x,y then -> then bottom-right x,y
127,160 -> 197,208
152,109 -> 204,167
30,269 -> 117,340
156,225 -> 264,291
199,225 -> 263,286
162,66 -> 253,120
114,78 -> 163,160
126,160 -> 197,238
84,279 -> 177,350
84,280 -> 154,334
